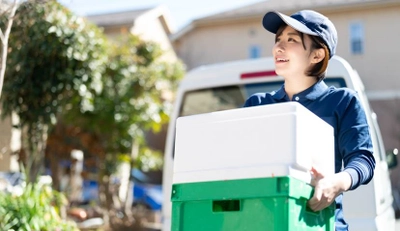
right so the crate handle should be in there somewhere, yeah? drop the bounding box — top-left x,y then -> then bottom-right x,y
304,201 -> 321,215
212,200 -> 241,212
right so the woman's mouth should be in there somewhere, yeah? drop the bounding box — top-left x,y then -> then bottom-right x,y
276,58 -> 289,62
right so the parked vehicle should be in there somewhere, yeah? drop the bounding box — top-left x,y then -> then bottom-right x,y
82,169 -> 163,211
0,171 -> 24,194
162,56 -> 397,231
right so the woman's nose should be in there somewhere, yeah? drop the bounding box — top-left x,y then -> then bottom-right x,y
273,42 -> 285,53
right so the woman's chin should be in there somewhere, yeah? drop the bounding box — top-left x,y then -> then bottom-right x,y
274,68 -> 285,77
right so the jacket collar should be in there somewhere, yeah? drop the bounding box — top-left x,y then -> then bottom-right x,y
272,80 -> 329,101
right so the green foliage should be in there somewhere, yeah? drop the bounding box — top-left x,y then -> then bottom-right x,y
0,0 -> 108,180
1,0 -> 184,175
0,183 -> 79,231
1,0 -> 108,126
63,34 -> 185,171
135,146 -> 163,171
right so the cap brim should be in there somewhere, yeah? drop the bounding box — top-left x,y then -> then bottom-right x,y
262,11 -> 318,36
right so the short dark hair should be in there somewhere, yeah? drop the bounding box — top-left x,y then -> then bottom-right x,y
306,35 -> 329,80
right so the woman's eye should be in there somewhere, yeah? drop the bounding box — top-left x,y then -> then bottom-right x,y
288,38 -> 296,42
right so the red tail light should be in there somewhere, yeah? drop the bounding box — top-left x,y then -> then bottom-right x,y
240,70 -> 277,79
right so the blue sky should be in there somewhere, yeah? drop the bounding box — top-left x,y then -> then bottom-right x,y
59,0 -> 264,31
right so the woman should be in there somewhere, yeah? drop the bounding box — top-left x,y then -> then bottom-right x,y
244,10 -> 375,230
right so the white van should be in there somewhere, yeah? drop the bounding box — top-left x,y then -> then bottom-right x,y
162,56 -> 397,231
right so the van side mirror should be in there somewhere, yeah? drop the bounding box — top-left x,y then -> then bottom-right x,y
386,148 -> 398,169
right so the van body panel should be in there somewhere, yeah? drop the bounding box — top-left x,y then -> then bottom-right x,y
347,205 -> 395,231
162,56 -> 395,231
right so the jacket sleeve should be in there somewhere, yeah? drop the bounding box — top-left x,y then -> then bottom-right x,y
338,92 -> 376,190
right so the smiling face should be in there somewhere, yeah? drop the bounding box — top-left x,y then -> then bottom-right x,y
273,25 -> 324,80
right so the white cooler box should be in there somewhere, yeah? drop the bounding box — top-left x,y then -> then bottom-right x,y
173,102 -> 334,184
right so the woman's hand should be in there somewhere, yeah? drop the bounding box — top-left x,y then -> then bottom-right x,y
307,167 -> 352,211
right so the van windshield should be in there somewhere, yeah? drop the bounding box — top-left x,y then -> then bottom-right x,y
179,78 -> 346,117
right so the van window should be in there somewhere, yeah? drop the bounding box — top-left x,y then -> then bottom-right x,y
179,78 -> 346,117
179,86 -> 244,117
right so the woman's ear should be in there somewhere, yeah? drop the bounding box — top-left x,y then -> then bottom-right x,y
311,48 -> 325,64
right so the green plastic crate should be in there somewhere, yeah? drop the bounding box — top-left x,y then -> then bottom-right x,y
171,176 -> 334,231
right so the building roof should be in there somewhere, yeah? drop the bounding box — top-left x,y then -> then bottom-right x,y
171,0 -> 399,41
86,5 -> 175,34
86,8 -> 152,27
200,0 -> 381,21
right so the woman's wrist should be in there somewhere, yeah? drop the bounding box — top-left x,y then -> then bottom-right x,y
336,171 -> 352,192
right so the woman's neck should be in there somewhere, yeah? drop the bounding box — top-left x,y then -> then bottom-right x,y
284,77 -> 318,100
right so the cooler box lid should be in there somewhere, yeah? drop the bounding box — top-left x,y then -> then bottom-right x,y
173,102 -> 334,184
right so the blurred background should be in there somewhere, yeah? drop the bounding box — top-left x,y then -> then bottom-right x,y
0,0 -> 399,230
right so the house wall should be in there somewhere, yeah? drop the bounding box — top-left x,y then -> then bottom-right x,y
329,6 -> 400,92
0,115 -> 19,172
173,19 -> 268,70
174,6 -> 400,89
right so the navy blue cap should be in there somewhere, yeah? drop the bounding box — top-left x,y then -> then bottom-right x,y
262,10 -> 337,59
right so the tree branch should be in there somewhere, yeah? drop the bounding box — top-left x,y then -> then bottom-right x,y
0,28 -> 5,44
0,0 -> 19,99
